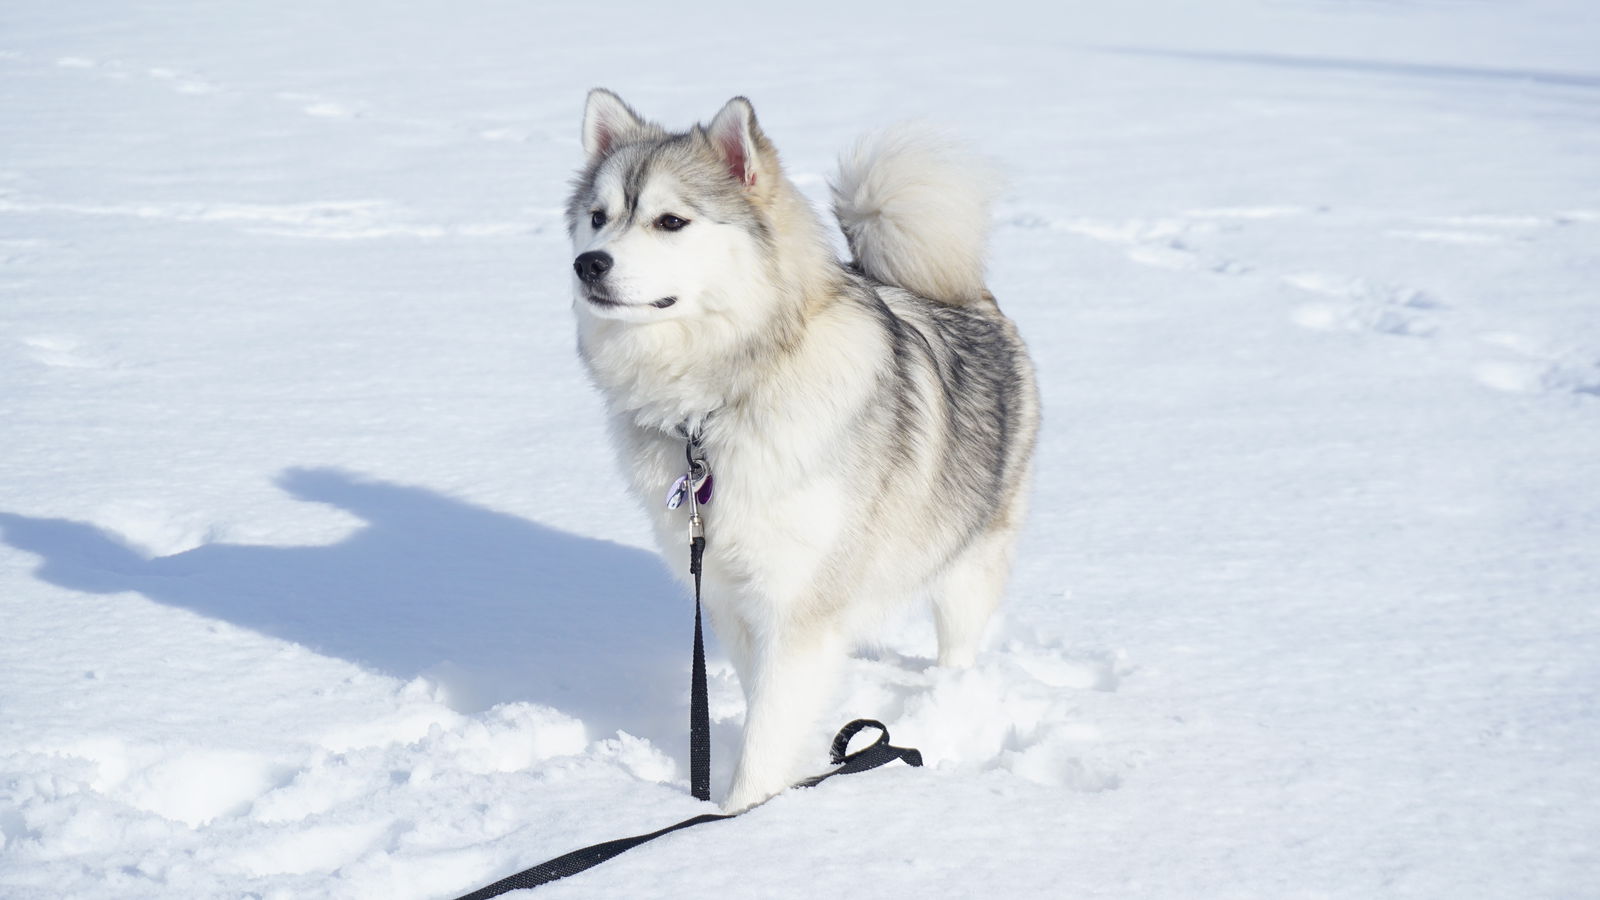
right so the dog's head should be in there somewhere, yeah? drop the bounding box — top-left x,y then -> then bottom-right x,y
565,89 -> 786,328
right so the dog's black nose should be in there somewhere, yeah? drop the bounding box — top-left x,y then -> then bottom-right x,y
574,251 -> 613,284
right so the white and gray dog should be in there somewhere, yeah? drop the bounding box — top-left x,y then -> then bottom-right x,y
565,89 -> 1039,811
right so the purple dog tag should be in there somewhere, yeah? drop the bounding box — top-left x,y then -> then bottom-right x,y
694,473 -> 714,505
666,474 -> 689,509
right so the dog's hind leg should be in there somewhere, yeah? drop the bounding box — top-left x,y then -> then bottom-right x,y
931,526 -> 1017,668
722,623 -> 845,812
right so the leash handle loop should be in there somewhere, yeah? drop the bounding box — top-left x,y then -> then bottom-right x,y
798,719 -> 923,788
829,718 -> 888,764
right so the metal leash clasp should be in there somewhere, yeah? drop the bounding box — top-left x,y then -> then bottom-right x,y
665,427 -> 714,514
684,429 -> 710,553
667,422 -> 712,573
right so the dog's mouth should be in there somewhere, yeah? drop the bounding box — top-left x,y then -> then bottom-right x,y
584,291 -> 677,311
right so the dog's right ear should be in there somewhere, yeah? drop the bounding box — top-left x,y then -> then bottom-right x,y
582,88 -> 650,162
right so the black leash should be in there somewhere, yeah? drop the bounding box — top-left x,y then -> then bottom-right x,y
451,719 -> 920,900
451,432 -> 922,899
686,435 -> 711,802
451,812 -> 734,900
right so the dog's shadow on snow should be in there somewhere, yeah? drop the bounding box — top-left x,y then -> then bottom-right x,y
0,467 -> 693,746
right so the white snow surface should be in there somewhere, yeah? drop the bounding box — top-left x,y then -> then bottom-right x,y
3,0 -> 1599,897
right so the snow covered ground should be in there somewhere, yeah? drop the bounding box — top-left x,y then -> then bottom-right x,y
3,0 -> 1598,897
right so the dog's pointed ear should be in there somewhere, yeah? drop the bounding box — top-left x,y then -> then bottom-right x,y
707,97 -> 765,189
582,88 -> 649,162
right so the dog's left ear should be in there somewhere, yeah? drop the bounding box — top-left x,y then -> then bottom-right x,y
707,97 -> 768,190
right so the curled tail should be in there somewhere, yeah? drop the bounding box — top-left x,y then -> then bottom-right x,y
830,125 -> 1000,306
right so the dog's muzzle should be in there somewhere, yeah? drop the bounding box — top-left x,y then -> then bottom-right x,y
574,250 -> 612,285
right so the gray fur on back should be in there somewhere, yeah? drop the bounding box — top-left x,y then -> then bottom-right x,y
853,277 -> 1037,558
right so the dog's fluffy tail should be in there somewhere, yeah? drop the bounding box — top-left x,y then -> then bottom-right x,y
831,125 -> 1000,306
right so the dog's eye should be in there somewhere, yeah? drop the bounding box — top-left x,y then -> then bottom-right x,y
656,214 -> 689,232
590,210 -> 606,229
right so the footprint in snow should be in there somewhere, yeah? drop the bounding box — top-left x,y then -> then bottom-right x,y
1474,332 -> 1600,398
51,737 -> 296,828
1282,272 -> 1444,338
838,632 -> 1131,793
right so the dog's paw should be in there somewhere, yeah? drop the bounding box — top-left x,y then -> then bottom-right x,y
720,781 -> 781,815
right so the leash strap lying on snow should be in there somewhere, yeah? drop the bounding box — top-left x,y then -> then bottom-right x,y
450,719 -> 921,899
451,812 -> 733,900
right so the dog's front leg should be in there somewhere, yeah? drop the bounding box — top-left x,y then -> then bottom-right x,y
722,623 -> 844,812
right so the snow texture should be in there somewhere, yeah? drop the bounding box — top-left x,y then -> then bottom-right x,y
2,0 -> 1598,897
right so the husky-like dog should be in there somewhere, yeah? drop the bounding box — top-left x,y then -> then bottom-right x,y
565,89 -> 1039,811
